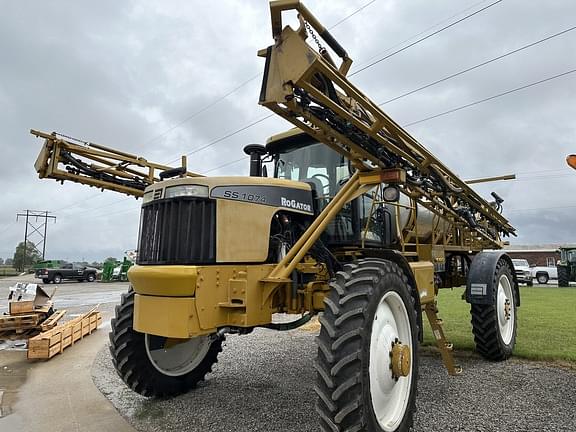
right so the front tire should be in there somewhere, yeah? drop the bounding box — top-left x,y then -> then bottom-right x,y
86,273 -> 96,282
471,258 -> 517,361
315,259 -> 418,432
558,266 -> 569,287
53,274 -> 62,284
109,289 -> 223,397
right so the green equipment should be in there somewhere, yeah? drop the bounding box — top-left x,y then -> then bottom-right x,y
101,257 -> 134,282
557,245 -> 576,287
33,260 -> 64,270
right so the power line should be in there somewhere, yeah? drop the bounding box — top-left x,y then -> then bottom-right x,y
166,1 -> 505,163
349,0 -> 503,77
178,114 -> 274,160
379,25 -> 576,105
152,0 -> 378,157
350,0 -> 491,72
149,73 -> 262,148
328,0 -> 377,29
204,156 -> 249,174
180,67 -> 576,172
60,196 -> 134,216
404,68 -> 576,127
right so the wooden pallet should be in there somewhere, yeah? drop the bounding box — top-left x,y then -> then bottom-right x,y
40,310 -> 66,331
28,309 -> 102,360
0,314 -> 41,332
8,300 -> 35,315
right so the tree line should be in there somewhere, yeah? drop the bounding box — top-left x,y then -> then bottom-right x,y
0,241 -> 120,272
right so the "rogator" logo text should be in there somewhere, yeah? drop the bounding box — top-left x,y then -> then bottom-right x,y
281,197 -> 312,212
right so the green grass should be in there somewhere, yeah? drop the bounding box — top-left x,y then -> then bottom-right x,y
423,286 -> 576,363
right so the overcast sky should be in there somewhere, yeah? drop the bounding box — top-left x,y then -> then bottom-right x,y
1,0 -> 575,262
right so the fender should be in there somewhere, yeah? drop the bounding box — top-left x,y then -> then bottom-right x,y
466,251 -> 520,307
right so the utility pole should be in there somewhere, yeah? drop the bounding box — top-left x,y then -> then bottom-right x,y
16,210 -> 57,262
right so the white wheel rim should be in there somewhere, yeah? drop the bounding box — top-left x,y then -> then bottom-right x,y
496,274 -> 515,345
145,334 -> 211,377
369,291 -> 413,431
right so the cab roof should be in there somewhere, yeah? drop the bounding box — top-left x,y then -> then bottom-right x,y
266,128 -> 316,154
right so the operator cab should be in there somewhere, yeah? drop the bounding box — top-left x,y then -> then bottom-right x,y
263,129 -> 398,249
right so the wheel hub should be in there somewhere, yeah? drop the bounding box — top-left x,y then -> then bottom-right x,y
503,298 -> 511,321
389,339 -> 411,380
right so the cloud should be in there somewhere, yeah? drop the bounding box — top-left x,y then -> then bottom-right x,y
1,0 -> 575,261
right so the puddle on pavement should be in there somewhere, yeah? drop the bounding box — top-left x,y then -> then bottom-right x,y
0,347 -> 31,418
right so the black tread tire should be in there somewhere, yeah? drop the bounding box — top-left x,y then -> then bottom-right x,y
87,273 -> 96,282
558,266 -> 569,287
536,272 -> 549,284
42,278 -> 50,284
526,280 -> 533,287
315,259 -> 419,432
53,274 -> 62,284
109,289 -> 223,397
470,259 -> 517,361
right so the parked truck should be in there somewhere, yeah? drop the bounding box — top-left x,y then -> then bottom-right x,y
512,259 -> 533,285
31,2 -> 519,430
35,262 -> 97,284
531,265 -> 557,285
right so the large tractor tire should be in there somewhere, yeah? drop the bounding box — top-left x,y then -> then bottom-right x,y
471,259 -> 517,361
109,289 -> 223,397
315,259 -> 418,432
558,266 -> 570,287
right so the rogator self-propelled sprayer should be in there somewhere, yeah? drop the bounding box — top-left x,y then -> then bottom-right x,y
32,2 -> 519,431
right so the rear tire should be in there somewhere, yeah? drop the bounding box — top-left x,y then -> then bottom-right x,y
109,289 -> 223,397
536,273 -> 549,284
558,266 -> 569,287
471,259 -> 517,361
315,259 -> 418,432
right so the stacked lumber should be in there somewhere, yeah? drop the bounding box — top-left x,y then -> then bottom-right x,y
0,314 -> 41,332
0,285 -> 65,341
28,308 -> 102,360
40,310 -> 67,331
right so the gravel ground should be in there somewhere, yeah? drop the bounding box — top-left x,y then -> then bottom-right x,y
92,327 -> 576,432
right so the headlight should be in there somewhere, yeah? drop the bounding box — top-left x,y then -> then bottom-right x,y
165,184 -> 209,198
142,191 -> 154,204
524,270 -> 531,276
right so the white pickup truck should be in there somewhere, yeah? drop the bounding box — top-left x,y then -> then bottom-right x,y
531,265 -> 557,284
512,259 -> 533,286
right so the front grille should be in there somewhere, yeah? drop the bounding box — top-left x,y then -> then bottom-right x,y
137,197 -> 216,265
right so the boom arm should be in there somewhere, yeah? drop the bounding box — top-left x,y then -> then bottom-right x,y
31,129 -> 202,197
259,0 -> 515,248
